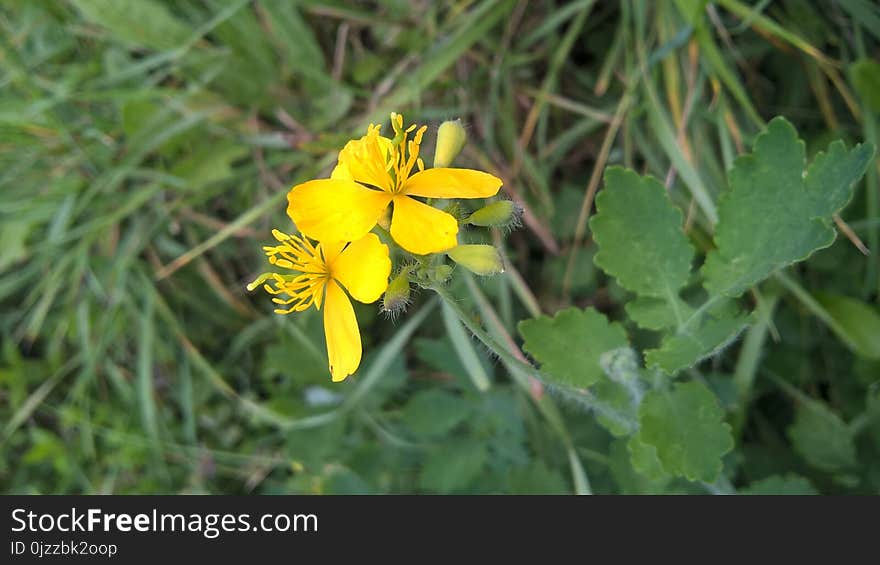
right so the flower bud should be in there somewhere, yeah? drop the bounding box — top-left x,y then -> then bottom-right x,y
447,244 -> 504,276
433,119 -> 467,168
382,268 -> 412,315
466,200 -> 520,228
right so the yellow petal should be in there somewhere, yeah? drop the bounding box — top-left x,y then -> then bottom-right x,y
390,195 -> 458,255
287,179 -> 392,243
323,280 -> 361,382
333,131 -> 394,190
331,233 -> 391,304
330,161 -> 353,180
320,240 -> 347,265
402,168 -> 502,199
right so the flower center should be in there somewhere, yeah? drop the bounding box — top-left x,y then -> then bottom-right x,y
387,113 -> 427,194
248,229 -> 330,313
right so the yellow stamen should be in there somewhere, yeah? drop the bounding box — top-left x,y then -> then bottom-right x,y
248,230 -> 331,315
385,114 -> 427,194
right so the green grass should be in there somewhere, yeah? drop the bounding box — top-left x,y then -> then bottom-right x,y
1,0 -> 879,494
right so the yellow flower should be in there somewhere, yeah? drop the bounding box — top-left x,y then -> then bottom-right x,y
287,113 -> 503,255
247,230 -> 391,382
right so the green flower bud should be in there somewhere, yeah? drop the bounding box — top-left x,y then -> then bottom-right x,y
466,200 -> 521,228
433,119 -> 467,168
447,244 -> 504,276
382,269 -> 412,315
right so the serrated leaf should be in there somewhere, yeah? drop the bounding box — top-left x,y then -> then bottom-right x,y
740,474 -> 818,495
519,307 -> 628,388
815,292 -> 880,360
703,117 -> 874,297
401,389 -> 471,437
627,436 -> 670,482
607,439 -> 670,494
637,381 -> 733,482
645,310 -> 750,373
788,400 -> 857,472
805,140 -> 875,217
625,296 -> 694,331
591,167 -> 694,299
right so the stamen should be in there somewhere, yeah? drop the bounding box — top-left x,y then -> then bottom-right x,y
249,230 -> 330,315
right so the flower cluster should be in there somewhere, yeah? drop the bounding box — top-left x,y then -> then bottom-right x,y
249,113 -> 515,381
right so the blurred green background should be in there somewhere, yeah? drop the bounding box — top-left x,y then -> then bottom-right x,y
2,0 -> 880,494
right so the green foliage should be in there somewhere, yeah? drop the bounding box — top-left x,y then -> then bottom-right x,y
815,293 -> 880,360
850,58 -> 880,112
637,382 -> 734,482
788,400 -> 858,473
519,307 -> 628,388
401,389 -> 471,437
591,167 -> 694,300
419,441 -> 489,494
71,0 -> 190,50
703,118 -> 873,298
645,310 -> 750,374
740,474 -> 818,495
3,1 -> 879,496
517,115 -> 873,490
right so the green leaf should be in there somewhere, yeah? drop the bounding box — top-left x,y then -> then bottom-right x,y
625,296 -> 694,331
637,381 -> 733,482
592,378 -> 639,437
508,461 -> 569,494
0,221 -> 32,271
740,474 -> 818,495
788,400 -> 857,473
805,140 -> 875,217
419,441 -> 488,493
441,302 -> 492,391
703,117 -> 874,297
850,58 -> 880,112
519,307 -> 628,388
673,0 -> 708,25
71,0 -> 190,50
170,142 -> 248,191
258,1 -> 326,74
815,292 -> 880,360
607,438 -> 670,494
645,310 -> 750,373
591,167 -> 694,299
401,389 -> 471,437
627,436 -> 670,482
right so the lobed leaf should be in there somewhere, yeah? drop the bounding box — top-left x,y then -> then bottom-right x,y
636,381 -> 733,482
591,167 -> 695,300
703,117 -> 874,297
518,307 -> 628,388
645,310 -> 751,374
